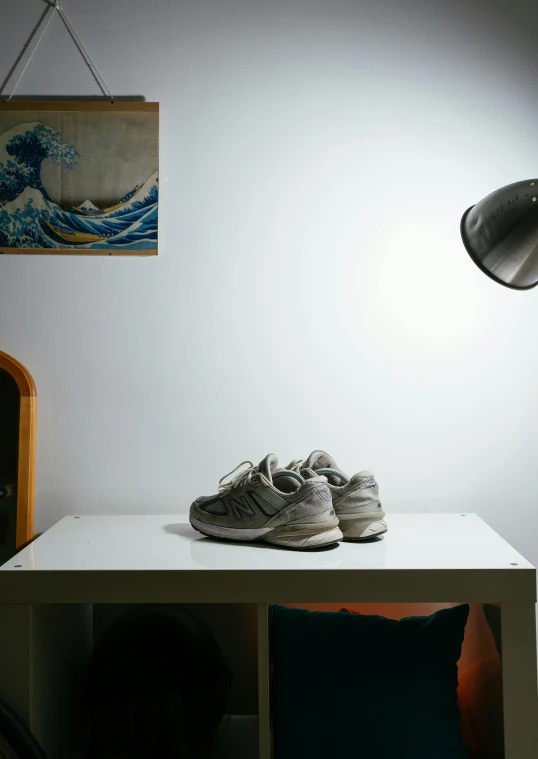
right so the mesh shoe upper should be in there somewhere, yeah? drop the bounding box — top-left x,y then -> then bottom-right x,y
190,454 -> 334,531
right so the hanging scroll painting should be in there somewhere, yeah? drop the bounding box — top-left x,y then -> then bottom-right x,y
0,102 -> 158,255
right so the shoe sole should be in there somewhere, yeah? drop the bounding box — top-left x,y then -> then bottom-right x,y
337,511 -> 388,541
190,516 -> 343,549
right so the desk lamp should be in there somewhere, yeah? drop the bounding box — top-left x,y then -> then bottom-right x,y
461,179 -> 538,289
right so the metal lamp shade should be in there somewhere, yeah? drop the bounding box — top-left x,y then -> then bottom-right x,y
461,179 -> 538,290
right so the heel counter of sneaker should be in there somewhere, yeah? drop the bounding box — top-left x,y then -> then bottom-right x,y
334,474 -> 382,512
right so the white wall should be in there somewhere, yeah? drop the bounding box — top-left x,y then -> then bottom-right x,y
1,0 -> 537,563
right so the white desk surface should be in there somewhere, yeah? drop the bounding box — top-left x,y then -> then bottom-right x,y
0,513 -> 534,604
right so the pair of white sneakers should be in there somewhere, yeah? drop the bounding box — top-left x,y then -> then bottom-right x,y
189,450 -> 387,550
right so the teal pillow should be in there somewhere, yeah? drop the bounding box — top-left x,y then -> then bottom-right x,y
271,604 -> 469,759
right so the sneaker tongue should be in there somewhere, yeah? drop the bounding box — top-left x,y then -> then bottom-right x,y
257,454 -> 279,484
316,467 -> 349,486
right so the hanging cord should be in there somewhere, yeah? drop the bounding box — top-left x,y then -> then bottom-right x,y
56,4 -> 115,103
4,1 -> 115,103
5,5 -> 57,101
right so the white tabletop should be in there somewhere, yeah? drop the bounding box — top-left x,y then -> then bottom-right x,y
0,513 -> 534,604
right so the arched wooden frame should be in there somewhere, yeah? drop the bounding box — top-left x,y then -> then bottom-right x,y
0,351 -> 37,548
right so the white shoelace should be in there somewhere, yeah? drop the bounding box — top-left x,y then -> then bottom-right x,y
218,461 -> 261,492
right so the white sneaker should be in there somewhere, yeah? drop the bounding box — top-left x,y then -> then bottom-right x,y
287,450 -> 387,541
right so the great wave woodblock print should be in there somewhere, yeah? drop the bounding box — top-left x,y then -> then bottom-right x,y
0,102 -> 158,255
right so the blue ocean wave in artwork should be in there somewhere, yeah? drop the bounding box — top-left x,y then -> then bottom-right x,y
0,121 -> 158,251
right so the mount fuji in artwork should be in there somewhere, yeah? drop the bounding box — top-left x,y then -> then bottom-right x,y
0,105 -> 158,254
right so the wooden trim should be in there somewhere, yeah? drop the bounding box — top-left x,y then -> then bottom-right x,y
0,249 -> 157,256
0,102 -> 158,112
0,352 -> 37,548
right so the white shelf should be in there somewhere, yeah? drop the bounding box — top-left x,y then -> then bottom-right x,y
0,513 -> 536,759
0,513 -> 534,603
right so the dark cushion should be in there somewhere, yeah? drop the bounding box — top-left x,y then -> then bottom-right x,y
271,604 -> 469,759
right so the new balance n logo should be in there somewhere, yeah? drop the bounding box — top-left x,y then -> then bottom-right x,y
229,495 -> 255,519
